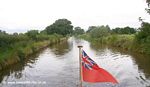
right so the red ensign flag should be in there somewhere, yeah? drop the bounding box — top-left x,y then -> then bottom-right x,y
82,50 -> 118,84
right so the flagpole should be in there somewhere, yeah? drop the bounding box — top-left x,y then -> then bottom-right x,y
78,45 -> 83,87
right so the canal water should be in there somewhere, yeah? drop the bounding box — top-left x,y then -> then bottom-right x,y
0,37 -> 150,87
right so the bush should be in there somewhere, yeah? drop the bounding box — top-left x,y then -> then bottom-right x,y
135,22 -> 150,43
17,48 -> 25,60
112,27 -> 136,34
89,26 -> 110,38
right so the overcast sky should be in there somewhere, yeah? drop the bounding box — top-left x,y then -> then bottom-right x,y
0,0 -> 150,33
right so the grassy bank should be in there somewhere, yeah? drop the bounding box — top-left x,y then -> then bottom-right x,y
79,34 -> 150,55
0,35 -> 67,70
0,18 -> 74,71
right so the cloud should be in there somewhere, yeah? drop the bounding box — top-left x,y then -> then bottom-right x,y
0,0 -> 150,32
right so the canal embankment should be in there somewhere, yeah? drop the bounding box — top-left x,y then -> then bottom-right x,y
79,34 -> 150,55
0,36 -> 68,71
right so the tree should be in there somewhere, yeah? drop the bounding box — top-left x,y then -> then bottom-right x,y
89,25 -> 110,38
112,27 -> 136,34
26,30 -> 39,40
86,26 -> 97,33
45,19 -> 73,36
0,30 -> 7,35
136,22 -> 150,43
13,32 -> 19,36
73,27 -> 85,35
145,0 -> 150,14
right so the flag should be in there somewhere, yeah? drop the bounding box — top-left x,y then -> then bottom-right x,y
81,50 -> 118,84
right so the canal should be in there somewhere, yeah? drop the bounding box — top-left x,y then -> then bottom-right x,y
0,37 -> 150,87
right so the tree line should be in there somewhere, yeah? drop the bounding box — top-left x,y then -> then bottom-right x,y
0,19 -> 74,48
0,18 -> 74,66
84,25 -> 137,38
1,17 -> 150,55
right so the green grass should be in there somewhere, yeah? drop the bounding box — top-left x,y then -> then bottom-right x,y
0,48 -> 13,61
0,35 -> 66,70
79,34 -> 150,55
103,34 -> 134,50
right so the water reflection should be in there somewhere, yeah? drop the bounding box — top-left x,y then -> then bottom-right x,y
90,43 -> 107,52
0,51 -> 41,83
0,38 -> 74,87
109,47 -> 150,79
90,42 -> 150,86
0,37 -> 150,87
132,53 -> 150,78
113,48 -> 150,79
49,39 -> 72,56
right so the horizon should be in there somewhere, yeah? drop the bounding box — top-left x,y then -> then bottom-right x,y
0,0 -> 150,33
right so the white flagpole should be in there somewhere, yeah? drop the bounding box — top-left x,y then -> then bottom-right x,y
78,46 -> 83,87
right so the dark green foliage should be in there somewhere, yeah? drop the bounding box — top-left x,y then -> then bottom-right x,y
89,25 -> 110,38
81,23 -> 150,55
135,22 -> 150,43
0,30 -> 7,35
146,0 -> 150,14
0,32 -> 29,48
86,26 -> 97,33
112,26 -> 136,34
73,27 -> 85,35
0,18 -> 69,49
26,30 -> 39,40
36,34 -> 50,41
40,30 -> 47,34
45,19 -> 73,36
0,19 -> 69,69
0,30 -> 63,46
17,48 -> 25,60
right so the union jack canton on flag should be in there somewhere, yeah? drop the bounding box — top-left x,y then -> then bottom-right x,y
81,50 -> 118,84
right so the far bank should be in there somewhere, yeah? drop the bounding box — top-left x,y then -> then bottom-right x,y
79,34 -> 150,55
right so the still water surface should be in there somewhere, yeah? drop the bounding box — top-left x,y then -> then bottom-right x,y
0,37 -> 150,87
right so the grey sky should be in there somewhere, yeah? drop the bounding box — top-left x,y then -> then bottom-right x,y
0,0 -> 150,33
